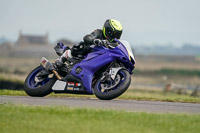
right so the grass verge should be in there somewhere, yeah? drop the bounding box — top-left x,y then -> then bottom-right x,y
119,89 -> 200,103
134,68 -> 200,77
0,90 -> 26,96
0,75 -> 23,84
0,104 -> 200,133
0,89 -> 200,103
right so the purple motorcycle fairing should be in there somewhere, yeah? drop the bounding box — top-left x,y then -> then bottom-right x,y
70,39 -> 135,94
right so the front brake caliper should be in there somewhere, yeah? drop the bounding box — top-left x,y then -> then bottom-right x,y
110,67 -> 123,80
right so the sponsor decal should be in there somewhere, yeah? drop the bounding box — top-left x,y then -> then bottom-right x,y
42,60 -> 46,65
74,88 -> 80,91
75,83 -> 81,86
68,82 -> 75,86
66,82 -> 81,91
67,87 -> 73,90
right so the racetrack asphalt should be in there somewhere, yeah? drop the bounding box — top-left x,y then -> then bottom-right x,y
0,95 -> 200,114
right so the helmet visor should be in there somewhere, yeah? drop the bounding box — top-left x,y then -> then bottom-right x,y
104,26 -> 113,40
111,30 -> 122,39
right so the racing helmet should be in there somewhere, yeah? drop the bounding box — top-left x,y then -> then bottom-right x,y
103,19 -> 123,42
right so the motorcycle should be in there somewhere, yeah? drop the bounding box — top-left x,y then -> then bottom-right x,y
24,38 -> 135,100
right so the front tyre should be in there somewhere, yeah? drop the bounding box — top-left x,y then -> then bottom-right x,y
24,66 -> 57,97
94,69 -> 131,100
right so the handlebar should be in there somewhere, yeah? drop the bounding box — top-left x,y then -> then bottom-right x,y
93,39 -> 118,48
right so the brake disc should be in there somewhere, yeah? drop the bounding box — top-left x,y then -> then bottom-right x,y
100,74 -> 121,90
34,73 -> 46,83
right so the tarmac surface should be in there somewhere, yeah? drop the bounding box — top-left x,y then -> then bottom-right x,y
0,95 -> 200,114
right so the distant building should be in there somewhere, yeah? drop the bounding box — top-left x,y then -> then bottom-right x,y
12,31 -> 55,57
16,31 -> 49,46
0,31 -> 76,57
0,42 -> 14,56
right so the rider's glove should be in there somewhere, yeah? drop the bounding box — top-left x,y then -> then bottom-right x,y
93,39 -> 103,46
54,42 -> 70,56
93,39 -> 110,46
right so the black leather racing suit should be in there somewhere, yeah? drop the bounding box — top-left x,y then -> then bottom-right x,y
55,29 -> 108,67
71,29 -> 106,57
55,29 -> 118,68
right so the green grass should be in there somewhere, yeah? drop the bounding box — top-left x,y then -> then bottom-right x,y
0,104 -> 200,133
0,75 -> 24,84
119,89 -> 200,103
158,68 -> 200,77
134,68 -> 200,77
0,90 -> 26,96
1,89 -> 200,103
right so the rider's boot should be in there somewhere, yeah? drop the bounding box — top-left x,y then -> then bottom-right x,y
55,49 -> 73,68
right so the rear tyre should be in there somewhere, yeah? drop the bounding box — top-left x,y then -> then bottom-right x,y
94,69 -> 131,100
24,66 -> 57,97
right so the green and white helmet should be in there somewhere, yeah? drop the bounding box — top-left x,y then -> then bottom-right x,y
103,19 -> 123,42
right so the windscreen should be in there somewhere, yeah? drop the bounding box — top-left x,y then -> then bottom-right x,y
119,40 -> 135,62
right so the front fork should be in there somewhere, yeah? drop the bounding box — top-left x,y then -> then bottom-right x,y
52,70 -> 62,80
99,61 -> 124,82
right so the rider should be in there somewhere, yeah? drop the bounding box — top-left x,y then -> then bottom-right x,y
55,19 -> 123,67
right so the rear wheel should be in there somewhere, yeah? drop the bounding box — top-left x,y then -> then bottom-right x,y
24,66 -> 57,97
94,69 -> 131,100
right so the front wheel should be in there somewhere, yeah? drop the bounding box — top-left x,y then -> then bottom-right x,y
24,66 -> 57,97
94,69 -> 131,100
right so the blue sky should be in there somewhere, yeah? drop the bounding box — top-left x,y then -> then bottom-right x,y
0,0 -> 200,46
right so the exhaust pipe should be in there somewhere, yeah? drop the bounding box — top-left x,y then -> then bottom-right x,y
40,57 -> 62,80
